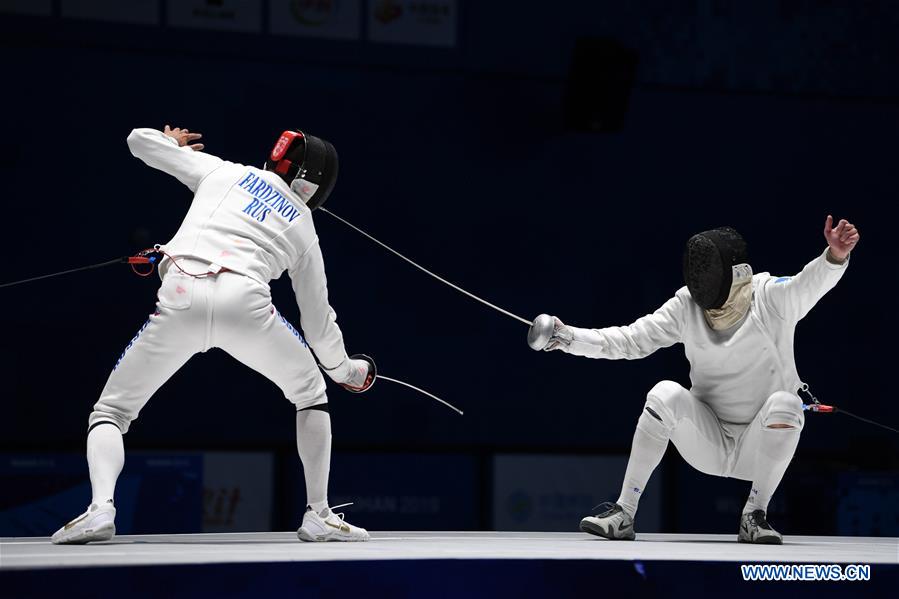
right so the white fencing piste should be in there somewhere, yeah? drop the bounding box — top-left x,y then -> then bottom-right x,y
2,532 -> 896,569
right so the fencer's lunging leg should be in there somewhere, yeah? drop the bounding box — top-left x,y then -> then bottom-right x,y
617,402 -> 669,518
52,422 -> 123,544
744,392 -> 804,514
295,404 -> 370,542
584,382 -> 684,540
617,380 -> 731,518
296,405 -> 332,513
87,423 -> 125,505
617,381 -> 690,517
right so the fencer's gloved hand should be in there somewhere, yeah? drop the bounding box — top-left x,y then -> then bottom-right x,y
545,317 -> 574,351
527,314 -> 573,351
325,354 -> 377,393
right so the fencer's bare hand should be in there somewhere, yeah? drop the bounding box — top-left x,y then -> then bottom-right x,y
823,215 -> 859,262
163,125 -> 204,151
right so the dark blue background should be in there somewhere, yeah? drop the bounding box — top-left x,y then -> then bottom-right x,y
1,2 -> 896,535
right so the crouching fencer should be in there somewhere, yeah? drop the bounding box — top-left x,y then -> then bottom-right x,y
530,218 -> 858,544
52,126 -> 374,544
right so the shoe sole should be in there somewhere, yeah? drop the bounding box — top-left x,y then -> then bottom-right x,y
52,522 -> 116,545
580,518 -> 635,541
297,528 -> 369,543
738,535 -> 783,545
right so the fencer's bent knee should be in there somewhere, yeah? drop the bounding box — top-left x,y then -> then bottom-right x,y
761,391 -> 804,430
644,380 -> 687,426
88,410 -> 129,434
290,385 -> 329,412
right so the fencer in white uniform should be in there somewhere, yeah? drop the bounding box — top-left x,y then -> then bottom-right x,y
52,126 -> 372,544
532,219 -> 859,543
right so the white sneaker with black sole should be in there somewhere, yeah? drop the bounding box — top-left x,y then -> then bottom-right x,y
738,509 -> 783,544
297,503 -> 370,542
51,501 -> 116,545
580,502 -> 636,540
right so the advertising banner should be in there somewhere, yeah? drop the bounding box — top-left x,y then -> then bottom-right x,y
270,0 -> 361,40
493,454 -> 662,532
168,0 -> 262,33
61,1 -> 160,25
368,0 -> 456,47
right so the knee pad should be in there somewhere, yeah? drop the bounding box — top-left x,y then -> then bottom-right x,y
644,380 -> 686,426
761,391 -> 804,430
292,386 -> 328,412
88,411 -> 128,434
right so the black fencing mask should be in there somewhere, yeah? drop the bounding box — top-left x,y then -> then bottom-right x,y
682,227 -> 749,310
264,129 -> 338,210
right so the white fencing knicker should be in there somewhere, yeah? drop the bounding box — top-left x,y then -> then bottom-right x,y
89,258 -> 328,433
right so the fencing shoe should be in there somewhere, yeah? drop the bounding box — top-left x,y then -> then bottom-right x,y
297,504 -> 370,542
51,501 -> 116,545
738,509 -> 783,544
580,502 -> 636,540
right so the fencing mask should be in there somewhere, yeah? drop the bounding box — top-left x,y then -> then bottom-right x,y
682,227 -> 750,310
264,129 -> 338,210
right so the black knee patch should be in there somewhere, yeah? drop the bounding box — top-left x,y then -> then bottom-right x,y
88,420 -> 120,434
299,403 -> 329,414
644,406 -> 663,423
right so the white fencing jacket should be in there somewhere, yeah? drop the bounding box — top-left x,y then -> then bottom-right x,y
562,250 -> 849,424
126,128 -> 349,370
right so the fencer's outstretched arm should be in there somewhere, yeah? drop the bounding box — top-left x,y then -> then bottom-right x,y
126,127 -> 224,192
552,295 -> 686,360
760,216 -> 857,322
288,236 -> 350,375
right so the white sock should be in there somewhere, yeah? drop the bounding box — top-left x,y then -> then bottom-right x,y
87,423 -> 124,506
743,426 -> 801,514
616,410 -> 669,518
296,409 -> 331,514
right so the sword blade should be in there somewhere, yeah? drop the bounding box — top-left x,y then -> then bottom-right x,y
320,208 -> 532,327
377,375 -> 464,416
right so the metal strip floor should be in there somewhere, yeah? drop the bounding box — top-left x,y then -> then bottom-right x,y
2,532 -> 896,570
